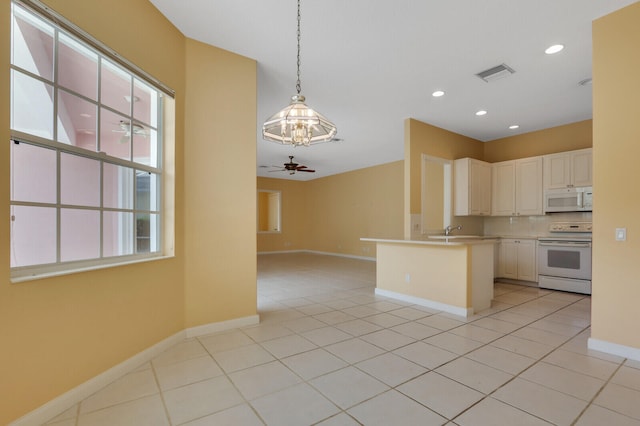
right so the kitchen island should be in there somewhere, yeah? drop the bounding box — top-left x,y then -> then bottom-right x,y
361,238 -> 498,317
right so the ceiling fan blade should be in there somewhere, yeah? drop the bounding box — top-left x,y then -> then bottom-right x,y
268,169 -> 285,172
296,165 -> 308,170
297,169 -> 315,172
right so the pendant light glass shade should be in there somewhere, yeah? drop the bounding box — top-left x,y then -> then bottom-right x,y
262,0 -> 337,146
262,95 -> 337,146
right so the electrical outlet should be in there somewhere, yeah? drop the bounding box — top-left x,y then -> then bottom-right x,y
615,228 -> 627,241
405,273 -> 411,283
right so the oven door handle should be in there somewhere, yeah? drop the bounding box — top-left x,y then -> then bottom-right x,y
539,242 -> 591,248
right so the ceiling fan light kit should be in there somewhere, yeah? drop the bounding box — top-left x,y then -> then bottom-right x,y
262,0 -> 337,147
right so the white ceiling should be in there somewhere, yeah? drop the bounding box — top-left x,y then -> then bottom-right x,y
149,0 -> 637,181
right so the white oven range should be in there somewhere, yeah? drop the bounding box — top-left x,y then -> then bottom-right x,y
538,222 -> 592,295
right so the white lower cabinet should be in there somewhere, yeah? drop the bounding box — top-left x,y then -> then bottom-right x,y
498,238 -> 537,282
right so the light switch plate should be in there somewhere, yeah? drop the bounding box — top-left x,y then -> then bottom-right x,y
615,228 -> 627,241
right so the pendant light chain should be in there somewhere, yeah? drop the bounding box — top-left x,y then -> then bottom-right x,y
296,0 -> 302,95
261,0 -> 337,145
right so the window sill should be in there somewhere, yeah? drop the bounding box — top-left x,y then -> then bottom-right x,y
10,255 -> 176,284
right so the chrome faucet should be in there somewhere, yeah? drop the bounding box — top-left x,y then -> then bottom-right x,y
445,224 -> 463,236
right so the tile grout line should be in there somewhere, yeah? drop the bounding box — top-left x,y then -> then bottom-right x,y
569,362 -> 630,425
194,333 -> 270,426
444,292 -> 593,423
252,281 -> 580,423
149,359 -> 174,425
56,257 -> 608,425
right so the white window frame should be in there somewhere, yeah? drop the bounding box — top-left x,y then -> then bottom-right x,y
10,0 -> 175,281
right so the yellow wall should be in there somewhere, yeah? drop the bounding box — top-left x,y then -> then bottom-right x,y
257,161 -> 404,257
424,161 -> 445,230
591,2 -> 640,350
484,120 -> 593,163
376,243 -> 469,307
0,0 -> 185,422
257,177 -> 309,252
404,118 -> 485,238
0,1 -> 257,423
307,161 -> 404,257
183,39 -> 257,327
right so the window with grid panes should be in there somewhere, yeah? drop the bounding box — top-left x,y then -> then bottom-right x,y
9,1 -> 173,279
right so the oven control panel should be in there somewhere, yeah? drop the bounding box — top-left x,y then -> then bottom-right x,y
549,222 -> 592,233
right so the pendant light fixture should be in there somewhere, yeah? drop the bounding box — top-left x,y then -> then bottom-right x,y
262,0 -> 337,146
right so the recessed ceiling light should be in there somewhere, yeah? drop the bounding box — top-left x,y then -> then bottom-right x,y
475,110 -> 487,116
432,90 -> 445,97
509,125 -> 520,130
79,113 -> 91,118
545,44 -> 564,55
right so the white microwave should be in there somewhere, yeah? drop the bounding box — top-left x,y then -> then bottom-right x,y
544,187 -> 593,213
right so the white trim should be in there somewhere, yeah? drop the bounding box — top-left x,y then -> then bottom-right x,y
11,255 -> 174,283
10,314 -> 260,426
375,288 -> 473,317
305,250 -> 376,262
185,315 -> 260,338
588,337 -> 640,362
257,249 -> 376,262
9,331 -> 185,426
257,250 -> 305,255
17,0 -> 175,97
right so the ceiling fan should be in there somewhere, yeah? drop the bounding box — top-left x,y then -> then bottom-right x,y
112,120 -> 148,143
270,156 -> 315,175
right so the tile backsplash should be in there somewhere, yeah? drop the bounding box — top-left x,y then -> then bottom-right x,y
410,212 -> 592,239
483,212 -> 593,237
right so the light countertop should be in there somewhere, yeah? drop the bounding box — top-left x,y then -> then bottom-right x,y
361,237 -> 499,246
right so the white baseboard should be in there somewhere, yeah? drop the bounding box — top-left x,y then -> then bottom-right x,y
375,288 -> 472,317
304,250 -> 376,262
258,249 -> 376,262
257,250 -> 304,255
185,315 -> 260,338
10,331 -> 185,426
588,337 -> 640,361
10,314 -> 260,426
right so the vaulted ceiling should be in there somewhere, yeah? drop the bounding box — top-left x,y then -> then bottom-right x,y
150,0 -> 637,180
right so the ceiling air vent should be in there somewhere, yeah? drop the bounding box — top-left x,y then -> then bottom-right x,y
476,63 -> 515,83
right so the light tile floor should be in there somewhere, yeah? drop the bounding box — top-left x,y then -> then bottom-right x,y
45,253 -> 640,425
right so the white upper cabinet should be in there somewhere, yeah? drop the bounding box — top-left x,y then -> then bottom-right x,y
454,158 -> 491,216
543,148 -> 592,189
516,157 -> 544,216
491,161 -> 515,216
571,149 -> 593,187
492,156 -> 543,216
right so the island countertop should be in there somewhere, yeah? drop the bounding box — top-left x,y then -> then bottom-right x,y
362,237 -> 496,317
360,237 -> 499,246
